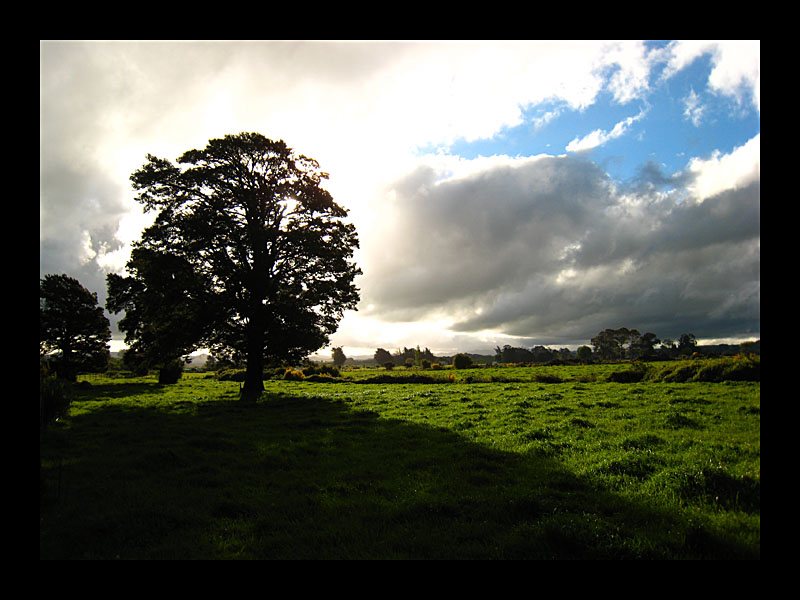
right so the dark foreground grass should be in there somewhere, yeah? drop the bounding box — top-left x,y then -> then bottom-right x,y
40,371 -> 759,559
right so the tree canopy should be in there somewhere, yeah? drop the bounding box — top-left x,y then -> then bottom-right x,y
106,246 -> 214,380
331,346 -> 347,367
40,274 -> 111,380
118,133 -> 361,400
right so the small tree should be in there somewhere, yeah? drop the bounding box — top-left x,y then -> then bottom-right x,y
106,247 -> 209,383
629,332 -> 660,360
452,353 -> 473,369
374,348 -> 393,366
576,345 -> 593,362
331,346 -> 347,368
677,333 -> 697,356
40,274 -> 111,381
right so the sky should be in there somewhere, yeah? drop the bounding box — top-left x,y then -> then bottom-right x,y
40,40 -> 760,359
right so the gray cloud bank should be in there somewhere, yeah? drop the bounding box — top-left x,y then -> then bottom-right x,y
362,154 -> 759,346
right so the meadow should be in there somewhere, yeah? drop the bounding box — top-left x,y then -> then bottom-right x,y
39,360 -> 760,559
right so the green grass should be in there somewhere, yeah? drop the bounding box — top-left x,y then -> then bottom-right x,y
40,364 -> 760,559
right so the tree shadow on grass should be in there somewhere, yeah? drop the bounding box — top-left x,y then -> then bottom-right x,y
72,380 -> 172,401
40,393 -> 759,559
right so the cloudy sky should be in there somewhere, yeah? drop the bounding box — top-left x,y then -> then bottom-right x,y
40,40 -> 760,358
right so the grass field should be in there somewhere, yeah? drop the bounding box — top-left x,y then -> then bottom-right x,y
40,361 -> 760,559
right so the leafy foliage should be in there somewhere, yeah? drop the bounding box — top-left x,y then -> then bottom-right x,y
647,355 -> 760,383
331,347 -> 346,367
106,247 -> 212,378
40,274 -> 111,381
39,364 -> 74,430
452,353 -> 474,369
157,359 -> 184,384
122,133 -> 361,400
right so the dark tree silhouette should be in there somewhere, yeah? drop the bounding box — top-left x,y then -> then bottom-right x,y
40,274 -> 111,381
374,348 -> 393,366
678,333 -> 698,356
125,133 -> 361,400
106,247 -> 213,383
331,346 -> 347,367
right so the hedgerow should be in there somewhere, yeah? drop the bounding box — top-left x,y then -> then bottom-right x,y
608,355 -> 760,384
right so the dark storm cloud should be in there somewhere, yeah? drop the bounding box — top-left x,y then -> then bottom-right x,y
365,157 -> 613,309
364,154 -> 759,343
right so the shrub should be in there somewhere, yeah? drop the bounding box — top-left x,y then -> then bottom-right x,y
215,368 -> 247,381
452,353 -> 473,369
158,359 -> 184,384
695,354 -> 759,382
40,368 -> 73,431
660,363 -> 698,383
532,373 -> 563,384
421,359 -> 432,370
383,362 -> 395,370
301,364 -> 341,378
282,369 -> 306,381
605,362 -> 650,383
606,369 -> 646,383
645,356 -> 760,383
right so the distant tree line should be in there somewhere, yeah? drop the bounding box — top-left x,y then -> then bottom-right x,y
373,346 -> 437,368
40,270 -> 760,385
494,345 -> 575,364
493,328 -> 759,365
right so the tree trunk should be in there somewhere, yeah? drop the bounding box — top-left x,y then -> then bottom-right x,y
240,313 -> 265,402
240,360 -> 264,401
241,190 -> 270,402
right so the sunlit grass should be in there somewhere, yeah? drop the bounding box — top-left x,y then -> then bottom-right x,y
40,369 -> 759,559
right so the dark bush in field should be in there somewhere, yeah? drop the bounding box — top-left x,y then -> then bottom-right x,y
532,373 -> 564,384
302,364 -> 341,378
452,353 -> 473,369
215,368 -> 247,381
158,360 -> 184,384
605,362 -> 649,383
606,369 -> 647,383
40,369 -> 73,430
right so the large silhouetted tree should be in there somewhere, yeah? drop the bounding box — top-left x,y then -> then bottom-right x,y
126,133 -> 361,400
40,274 -> 111,381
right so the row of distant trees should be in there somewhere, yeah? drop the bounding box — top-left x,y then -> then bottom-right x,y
496,327 -> 759,364
40,272 -> 759,381
588,327 -> 695,361
372,346 -> 437,368
358,327 -> 759,369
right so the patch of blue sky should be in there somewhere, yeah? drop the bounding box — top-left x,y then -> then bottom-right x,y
418,48 -> 759,187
